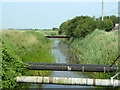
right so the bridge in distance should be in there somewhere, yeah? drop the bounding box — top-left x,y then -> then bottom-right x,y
45,36 -> 70,38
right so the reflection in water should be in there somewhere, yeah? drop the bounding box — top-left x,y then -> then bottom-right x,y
42,39 -> 90,88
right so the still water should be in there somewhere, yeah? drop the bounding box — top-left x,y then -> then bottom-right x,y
29,39 -> 114,89
41,39 -> 90,88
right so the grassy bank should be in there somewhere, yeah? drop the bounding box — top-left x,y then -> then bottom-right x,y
68,30 -> 119,79
37,30 -> 58,36
2,30 -> 55,88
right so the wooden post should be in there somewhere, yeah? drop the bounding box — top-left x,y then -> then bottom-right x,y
16,76 -> 120,87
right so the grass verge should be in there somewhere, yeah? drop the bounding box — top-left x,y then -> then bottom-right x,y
68,30 -> 119,79
2,30 -> 55,88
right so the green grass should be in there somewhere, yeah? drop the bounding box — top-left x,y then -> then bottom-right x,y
36,30 -> 58,36
2,30 -> 55,88
69,29 -> 119,79
2,30 -> 55,63
37,30 -> 67,36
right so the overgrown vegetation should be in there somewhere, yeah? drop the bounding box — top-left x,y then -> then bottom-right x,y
59,15 -> 118,38
58,15 -> 119,79
52,27 -> 59,31
69,30 -> 119,79
38,30 -> 58,36
2,30 -> 55,88
2,41 -> 27,88
71,30 -> 118,65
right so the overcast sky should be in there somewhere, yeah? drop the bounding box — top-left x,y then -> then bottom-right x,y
1,1 -> 119,29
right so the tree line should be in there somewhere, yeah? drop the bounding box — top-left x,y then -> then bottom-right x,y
58,15 -> 119,38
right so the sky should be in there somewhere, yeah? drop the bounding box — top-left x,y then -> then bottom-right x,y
1,1 -> 119,29
0,0 -> 120,2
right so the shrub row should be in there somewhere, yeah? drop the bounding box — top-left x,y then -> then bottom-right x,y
59,15 -> 118,37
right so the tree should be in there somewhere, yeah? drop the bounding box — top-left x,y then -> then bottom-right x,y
52,27 -> 58,31
59,20 -> 71,35
59,15 -> 114,38
103,19 -> 114,32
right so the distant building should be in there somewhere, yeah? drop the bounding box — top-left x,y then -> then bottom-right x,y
112,23 -> 120,31
115,23 -> 119,27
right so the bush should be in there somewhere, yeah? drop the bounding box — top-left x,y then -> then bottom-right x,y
103,19 -> 114,32
59,15 -> 117,38
59,16 -> 96,37
2,41 -> 26,89
96,19 -> 114,32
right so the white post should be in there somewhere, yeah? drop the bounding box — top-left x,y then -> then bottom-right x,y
102,0 -> 104,21
16,76 -> 120,87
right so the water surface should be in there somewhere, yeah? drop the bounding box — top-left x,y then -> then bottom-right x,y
42,39 -> 90,88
